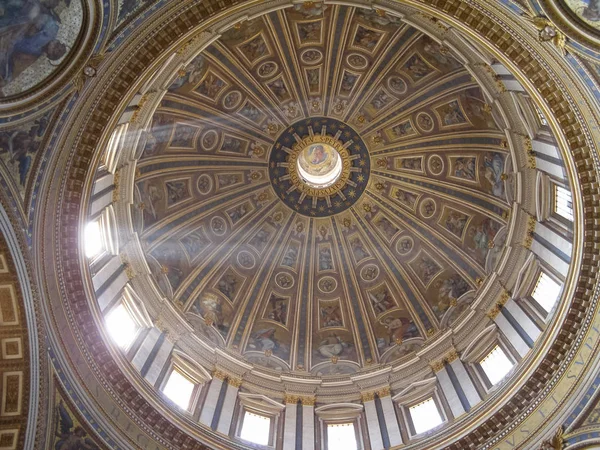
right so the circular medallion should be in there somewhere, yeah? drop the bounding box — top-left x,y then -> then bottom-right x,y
223,90 -> 243,110
387,76 -> 407,94
275,272 -> 294,289
258,61 -> 278,78
211,216 -> 227,235
201,130 -> 219,151
197,174 -> 213,194
428,154 -> 444,176
269,117 -> 370,217
237,251 -> 256,269
318,276 -> 337,293
347,53 -> 368,69
301,49 -> 323,65
396,236 -> 414,255
360,264 -> 380,282
419,198 -> 437,218
416,112 -> 435,132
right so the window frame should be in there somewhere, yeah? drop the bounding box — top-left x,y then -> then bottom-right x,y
552,183 -> 573,223
159,362 -> 204,414
529,269 -> 562,316
473,340 -> 517,391
403,394 -> 446,437
238,410 -> 274,447
325,421 -> 360,450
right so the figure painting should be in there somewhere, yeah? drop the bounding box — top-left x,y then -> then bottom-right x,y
265,293 -> 289,326
353,25 -> 383,51
226,201 -> 252,225
402,54 -> 435,82
393,188 -> 418,209
282,241 -> 300,268
266,77 -> 291,102
319,300 -> 344,328
249,227 -> 272,254
297,21 -> 322,43
191,293 -> 233,338
220,136 -> 247,155
170,123 -> 199,148
450,156 -> 477,181
168,54 -> 206,92
238,34 -> 269,64
180,227 -> 211,261
194,71 -> 226,100
396,157 -> 423,171
437,100 -> 468,126
238,101 -> 266,124
141,114 -> 173,157
374,214 -> 399,241
0,111 -> 51,193
349,236 -> 370,263
313,331 -> 356,364
318,245 -> 334,271
389,121 -> 415,140
0,0 -> 83,98
481,152 -> 506,198
433,274 -> 470,318
467,218 -> 502,265
367,284 -> 398,315
442,208 -> 470,239
165,180 -> 191,206
151,243 -> 186,291
377,312 -> 419,348
421,36 -> 461,70
410,252 -> 442,286
306,68 -> 320,93
368,89 -> 393,111
339,71 -> 359,96
563,0 -> 600,30
54,398 -> 101,450
216,269 -> 242,302
217,173 -> 243,189
248,327 -> 290,361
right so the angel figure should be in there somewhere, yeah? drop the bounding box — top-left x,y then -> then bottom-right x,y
523,15 -> 567,55
55,401 -> 100,450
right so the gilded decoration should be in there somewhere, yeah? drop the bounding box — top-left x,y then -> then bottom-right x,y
269,117 -> 370,216
23,0 -> 600,448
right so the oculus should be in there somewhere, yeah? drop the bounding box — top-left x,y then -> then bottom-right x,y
269,117 -> 370,217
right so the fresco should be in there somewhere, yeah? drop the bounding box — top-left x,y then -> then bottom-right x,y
563,0 -> 600,29
53,391 -> 102,450
0,110 -> 53,197
132,5 -> 516,374
0,0 -> 83,98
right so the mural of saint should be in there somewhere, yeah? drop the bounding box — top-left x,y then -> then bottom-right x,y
444,210 -> 469,239
0,0 -> 82,97
368,285 -> 396,315
217,270 -> 240,301
340,71 -> 359,95
168,54 -> 206,91
453,157 -> 476,181
379,315 -> 419,347
403,54 -> 434,81
318,246 -> 333,271
394,188 -> 418,208
217,173 -> 242,188
434,274 -> 470,318
468,218 -> 501,264
165,180 -> 190,206
170,124 -> 198,148
239,35 -> 268,63
412,253 -> 441,286
267,78 -> 290,102
180,229 -> 210,260
54,400 -> 100,450
398,157 -> 422,171
297,21 -> 321,41
439,100 -> 467,125
282,243 -> 299,267
374,215 -> 399,241
192,294 -> 231,337
391,121 -> 414,138
353,26 -> 382,50
369,89 -> 392,110
349,237 -> 369,262
317,333 -> 347,358
195,72 -> 226,99
249,228 -> 271,253
482,152 -> 505,198
248,328 -> 290,361
266,294 -> 288,325
320,303 -> 343,328
227,202 -> 249,224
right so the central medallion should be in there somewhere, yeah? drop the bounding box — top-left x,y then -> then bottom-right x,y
269,117 -> 370,217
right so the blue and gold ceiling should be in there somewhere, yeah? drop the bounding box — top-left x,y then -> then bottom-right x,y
132,4 -> 511,374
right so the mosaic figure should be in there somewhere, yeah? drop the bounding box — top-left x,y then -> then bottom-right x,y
440,100 -> 467,125
349,237 -> 369,262
318,247 -> 333,271
217,270 -> 239,301
165,180 -> 190,206
239,35 -> 268,63
320,303 -> 343,328
413,254 -> 441,285
444,210 -> 469,238
267,294 -> 288,325
453,157 -> 476,181
403,54 -> 434,80
195,72 -> 226,99
368,285 -> 396,314
482,152 -> 505,198
55,400 -> 100,450
353,26 -> 382,50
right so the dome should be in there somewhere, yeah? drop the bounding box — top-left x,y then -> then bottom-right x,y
9,0 -> 600,448
131,6 -> 514,375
